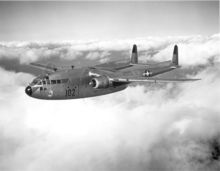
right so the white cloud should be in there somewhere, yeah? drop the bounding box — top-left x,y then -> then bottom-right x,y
0,42 -> 83,64
153,35 -> 220,66
0,34 -> 219,170
0,34 -> 219,66
0,58 -> 220,171
86,51 -> 111,64
86,51 -> 101,60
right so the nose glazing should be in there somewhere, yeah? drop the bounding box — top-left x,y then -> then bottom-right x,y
25,86 -> 32,96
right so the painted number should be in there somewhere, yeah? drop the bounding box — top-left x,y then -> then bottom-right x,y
65,87 -> 77,97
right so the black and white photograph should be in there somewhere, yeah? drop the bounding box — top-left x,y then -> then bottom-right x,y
0,0 -> 219,171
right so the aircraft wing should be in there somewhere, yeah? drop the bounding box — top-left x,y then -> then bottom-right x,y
90,69 -> 200,85
95,62 -> 152,71
95,61 -> 133,71
29,63 -> 58,72
110,77 -> 201,83
89,68 -> 200,84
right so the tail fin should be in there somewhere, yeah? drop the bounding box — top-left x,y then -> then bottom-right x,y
172,45 -> 178,66
131,44 -> 138,64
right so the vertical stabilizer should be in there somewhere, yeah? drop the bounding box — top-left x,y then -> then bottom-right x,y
131,44 -> 138,64
172,45 -> 178,66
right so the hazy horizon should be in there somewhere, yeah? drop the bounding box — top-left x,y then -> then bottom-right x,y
0,1 -> 219,41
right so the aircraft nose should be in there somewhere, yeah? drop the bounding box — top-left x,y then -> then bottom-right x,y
25,86 -> 32,96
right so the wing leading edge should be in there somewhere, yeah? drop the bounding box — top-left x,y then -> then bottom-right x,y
30,63 -> 58,72
110,77 -> 201,84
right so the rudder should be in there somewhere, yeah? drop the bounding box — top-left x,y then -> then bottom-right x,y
172,45 -> 178,66
131,44 -> 138,64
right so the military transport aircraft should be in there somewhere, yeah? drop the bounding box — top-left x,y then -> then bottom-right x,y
25,45 -> 200,99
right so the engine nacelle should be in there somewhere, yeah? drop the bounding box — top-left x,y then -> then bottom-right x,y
89,76 -> 112,89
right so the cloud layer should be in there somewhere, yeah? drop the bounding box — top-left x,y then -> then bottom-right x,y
0,34 -> 220,171
0,34 -> 219,66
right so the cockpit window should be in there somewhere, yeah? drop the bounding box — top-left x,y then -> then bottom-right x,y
32,77 -> 44,85
32,78 -> 68,86
32,79 -> 39,84
37,81 -> 42,85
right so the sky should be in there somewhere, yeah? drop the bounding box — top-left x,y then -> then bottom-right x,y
0,1 -> 219,41
0,1 -> 220,171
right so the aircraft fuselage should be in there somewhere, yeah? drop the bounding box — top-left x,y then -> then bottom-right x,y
25,67 -> 128,100
25,63 -> 175,100
25,44 -> 198,100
